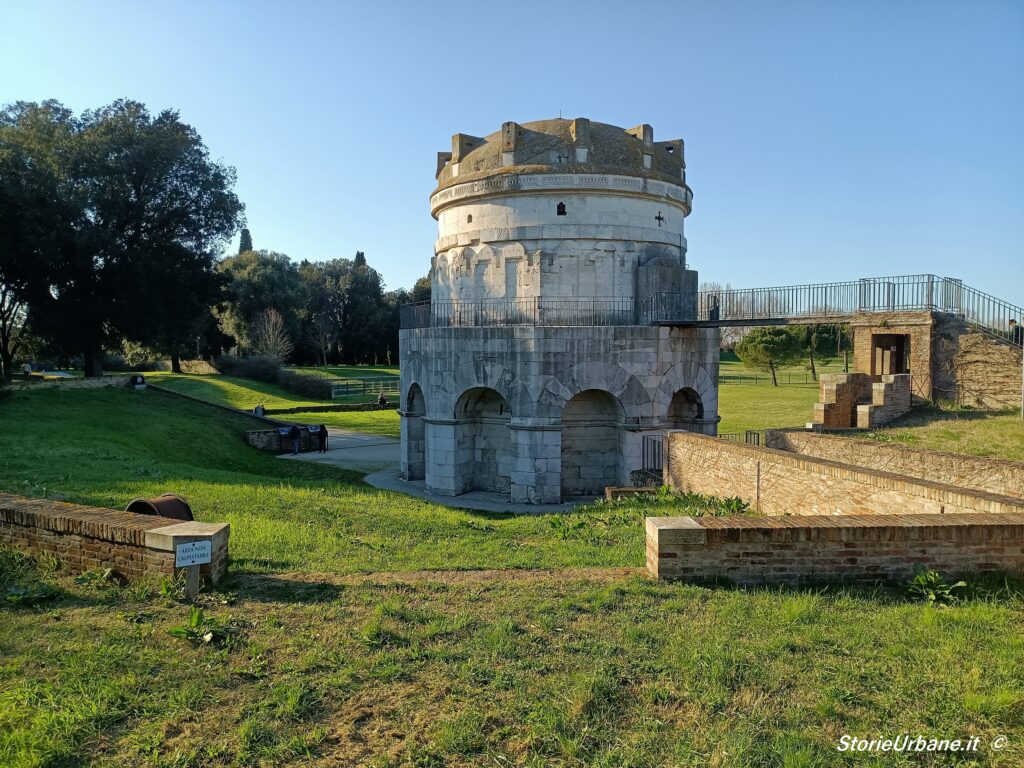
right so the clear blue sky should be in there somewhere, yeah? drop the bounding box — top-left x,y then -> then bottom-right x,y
3,0 -> 1022,305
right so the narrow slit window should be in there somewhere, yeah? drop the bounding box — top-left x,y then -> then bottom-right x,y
467,214 -> 473,223
556,202 -> 567,216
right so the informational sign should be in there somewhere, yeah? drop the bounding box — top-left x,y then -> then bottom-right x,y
175,541 -> 212,568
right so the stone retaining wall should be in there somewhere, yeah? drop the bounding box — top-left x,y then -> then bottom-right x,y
10,375 -> 133,390
246,429 -> 320,453
646,512 -> 1024,583
765,429 -> 1024,499
665,431 -> 1024,517
0,493 -> 229,582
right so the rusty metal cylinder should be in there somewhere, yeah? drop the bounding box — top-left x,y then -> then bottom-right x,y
125,493 -> 194,521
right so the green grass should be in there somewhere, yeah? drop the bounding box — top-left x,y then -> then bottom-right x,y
289,364 -> 400,378
869,405 -> 1024,461
2,552 -> 1022,767
0,388 -> 649,574
718,381 -> 819,433
2,388 -> 1024,765
146,371 -> 330,410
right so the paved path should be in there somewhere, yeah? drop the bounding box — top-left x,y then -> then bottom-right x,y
284,428 -> 595,514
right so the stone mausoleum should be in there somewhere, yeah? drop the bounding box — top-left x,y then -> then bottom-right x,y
399,118 -> 720,504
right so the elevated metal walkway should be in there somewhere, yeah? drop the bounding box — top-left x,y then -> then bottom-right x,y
401,274 -> 1023,348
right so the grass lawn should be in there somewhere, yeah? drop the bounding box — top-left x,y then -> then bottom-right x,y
1,388 -> 1023,766
146,372 -> 330,410
869,406 -> 1024,462
290,365 -> 400,379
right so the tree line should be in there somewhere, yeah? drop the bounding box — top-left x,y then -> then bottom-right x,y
0,100 -> 428,381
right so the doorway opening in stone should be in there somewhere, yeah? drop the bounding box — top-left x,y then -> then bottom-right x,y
453,387 -> 512,494
668,387 -> 704,430
870,333 -> 911,376
560,389 -> 623,498
403,383 -> 426,481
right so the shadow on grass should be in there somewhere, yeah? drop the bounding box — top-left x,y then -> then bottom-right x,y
225,573 -> 347,604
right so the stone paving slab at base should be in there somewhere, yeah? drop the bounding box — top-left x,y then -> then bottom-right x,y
287,429 -> 593,513
647,512 -> 1024,584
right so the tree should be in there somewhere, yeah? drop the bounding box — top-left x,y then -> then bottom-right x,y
735,327 -> 802,386
354,250 -> 366,268
0,284 -> 27,381
410,274 -> 431,303
250,308 -> 293,361
238,227 -> 252,254
0,99 -> 243,376
0,101 -> 83,380
307,313 -> 337,367
216,250 -> 305,351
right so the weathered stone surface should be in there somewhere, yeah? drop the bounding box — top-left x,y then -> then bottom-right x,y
402,118 -> 718,504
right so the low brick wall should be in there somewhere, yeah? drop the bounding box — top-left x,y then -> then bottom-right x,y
0,494 -> 229,582
647,512 -> 1024,583
665,431 -> 1024,517
766,429 -> 1024,500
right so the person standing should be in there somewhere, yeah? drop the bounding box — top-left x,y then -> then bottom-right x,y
1011,319 -> 1023,345
287,424 -> 302,455
317,424 -> 329,453
378,390 -> 388,410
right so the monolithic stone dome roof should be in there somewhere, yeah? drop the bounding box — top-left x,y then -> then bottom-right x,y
433,118 -> 688,193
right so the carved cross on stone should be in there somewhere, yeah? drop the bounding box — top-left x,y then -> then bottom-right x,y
655,212 -> 665,227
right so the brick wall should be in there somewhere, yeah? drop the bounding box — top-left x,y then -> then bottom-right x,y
665,431 -> 1024,517
646,512 -> 1024,583
0,494 -> 229,582
765,430 -> 1024,500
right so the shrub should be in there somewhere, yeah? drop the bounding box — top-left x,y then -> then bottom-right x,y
276,368 -> 333,400
906,564 -> 966,605
214,354 -> 281,384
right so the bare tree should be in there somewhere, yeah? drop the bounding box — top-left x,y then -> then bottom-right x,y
250,308 -> 293,361
308,313 -> 337,368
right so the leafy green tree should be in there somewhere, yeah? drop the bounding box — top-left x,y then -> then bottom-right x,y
354,250 -> 366,268
410,274 -> 431,303
238,227 -> 252,254
0,101 -> 83,380
1,99 -> 243,376
216,250 -> 306,354
735,327 -> 803,386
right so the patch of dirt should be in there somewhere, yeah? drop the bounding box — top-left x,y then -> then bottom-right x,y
238,566 -> 645,590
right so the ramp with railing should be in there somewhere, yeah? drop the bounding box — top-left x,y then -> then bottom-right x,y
401,274 -> 1023,348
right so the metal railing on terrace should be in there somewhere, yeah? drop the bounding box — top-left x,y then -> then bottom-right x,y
401,275 -> 1023,347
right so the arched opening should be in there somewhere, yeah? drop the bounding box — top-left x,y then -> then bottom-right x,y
560,389 -> 623,497
556,201 -> 567,216
668,387 -> 704,429
402,383 -> 427,481
454,387 -> 512,494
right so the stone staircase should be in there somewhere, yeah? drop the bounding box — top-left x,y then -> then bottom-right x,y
811,373 -> 912,430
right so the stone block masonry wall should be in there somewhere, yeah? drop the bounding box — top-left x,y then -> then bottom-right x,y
646,513 -> 1024,583
765,430 -> 1024,500
0,494 -> 229,582
247,430 -> 317,453
856,374 -> 911,428
665,431 -> 1024,517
